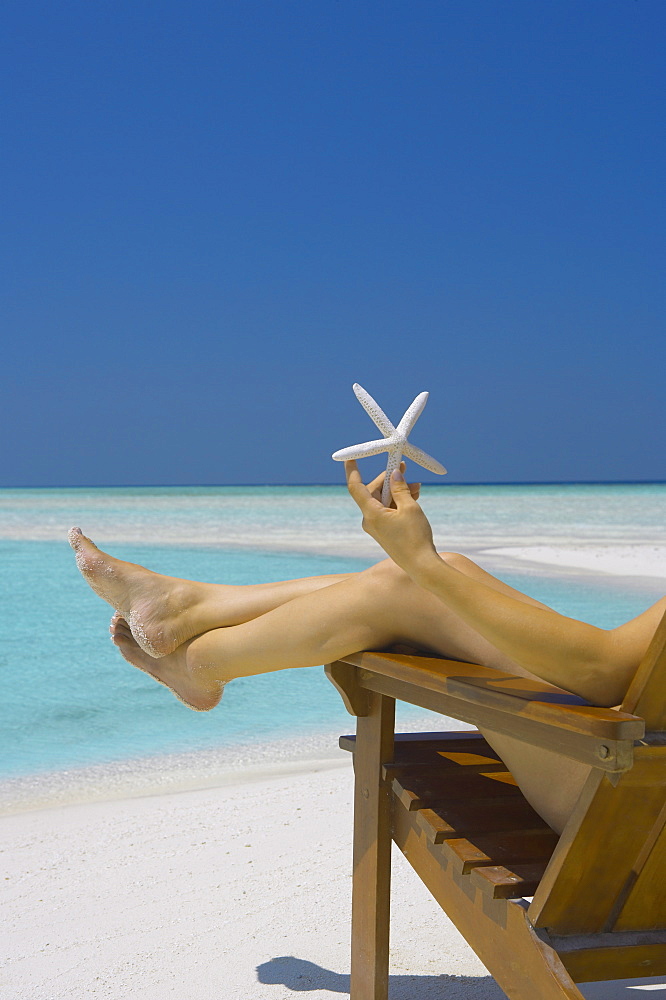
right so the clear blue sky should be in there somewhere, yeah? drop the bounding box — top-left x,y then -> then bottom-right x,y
2,0 -> 665,485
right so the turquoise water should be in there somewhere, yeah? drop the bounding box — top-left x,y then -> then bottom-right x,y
1,542 -> 373,778
2,481 -> 665,552
1,485 -> 664,781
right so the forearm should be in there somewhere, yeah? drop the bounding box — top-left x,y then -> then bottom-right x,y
410,552 -> 623,703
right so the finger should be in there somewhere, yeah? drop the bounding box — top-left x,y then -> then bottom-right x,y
367,468 -> 388,497
374,462 -> 407,505
345,461 -> 384,514
389,467 -> 415,508
344,459 -> 365,494
409,483 -> 421,500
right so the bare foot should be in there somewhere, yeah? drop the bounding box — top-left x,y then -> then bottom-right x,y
109,612 -> 225,711
69,527 -> 203,658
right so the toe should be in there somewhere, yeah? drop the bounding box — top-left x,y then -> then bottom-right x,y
67,526 -> 83,549
69,529 -> 104,574
68,527 -> 98,550
109,611 -> 132,637
112,622 -> 133,640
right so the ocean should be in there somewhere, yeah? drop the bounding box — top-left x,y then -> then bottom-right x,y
1,484 -> 665,804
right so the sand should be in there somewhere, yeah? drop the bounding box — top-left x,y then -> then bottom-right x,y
3,760 -> 500,1000
482,543 -> 666,580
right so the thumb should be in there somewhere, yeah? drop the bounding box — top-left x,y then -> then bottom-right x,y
389,467 -> 413,505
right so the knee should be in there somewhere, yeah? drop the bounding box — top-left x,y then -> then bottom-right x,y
364,552 -> 466,585
437,551 -> 467,571
362,558 -> 412,590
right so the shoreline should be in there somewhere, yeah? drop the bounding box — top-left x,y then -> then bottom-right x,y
0,712 -> 464,816
0,739 -> 351,817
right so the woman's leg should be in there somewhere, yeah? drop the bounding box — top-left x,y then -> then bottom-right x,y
107,557 -> 538,711
69,528 -> 353,656
70,528 -> 555,660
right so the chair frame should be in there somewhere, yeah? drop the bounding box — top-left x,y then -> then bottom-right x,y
326,611 -> 666,1000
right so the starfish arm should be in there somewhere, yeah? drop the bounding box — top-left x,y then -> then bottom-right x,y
381,448 -> 403,505
331,438 -> 392,462
402,441 -> 447,475
353,383 -> 395,438
395,391 -> 429,437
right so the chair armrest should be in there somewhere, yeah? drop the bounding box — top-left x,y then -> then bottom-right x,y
327,652 -> 645,773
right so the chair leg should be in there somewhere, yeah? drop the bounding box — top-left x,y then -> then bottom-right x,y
350,691 -> 395,1000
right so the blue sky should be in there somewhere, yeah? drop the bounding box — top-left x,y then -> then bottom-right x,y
2,0 -> 665,486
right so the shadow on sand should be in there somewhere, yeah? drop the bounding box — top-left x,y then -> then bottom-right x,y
256,956 -> 506,998
257,956 -> 666,999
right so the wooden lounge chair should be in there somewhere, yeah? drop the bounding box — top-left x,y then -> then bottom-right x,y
325,611 -> 666,1000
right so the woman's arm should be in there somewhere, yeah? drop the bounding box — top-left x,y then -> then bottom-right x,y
345,461 -> 640,705
439,551 -> 555,611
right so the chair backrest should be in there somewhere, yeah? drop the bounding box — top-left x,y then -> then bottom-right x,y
528,611 -> 666,935
620,608 -> 666,728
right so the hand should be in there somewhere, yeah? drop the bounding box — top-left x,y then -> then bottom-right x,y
345,460 -> 439,576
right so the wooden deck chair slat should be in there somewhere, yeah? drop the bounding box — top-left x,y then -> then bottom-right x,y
383,756 -> 508,777
471,861 -> 550,899
555,938 -> 666,984
415,796 -> 551,843
337,730 -> 501,758
439,827 -> 559,876
621,611 -> 666,728
391,767 -> 521,811
380,731 -> 503,768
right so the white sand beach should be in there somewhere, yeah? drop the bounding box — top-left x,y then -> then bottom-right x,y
481,543 -> 666,581
3,760 -> 496,1000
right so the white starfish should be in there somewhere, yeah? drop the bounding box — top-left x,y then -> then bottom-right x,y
332,383 -> 447,505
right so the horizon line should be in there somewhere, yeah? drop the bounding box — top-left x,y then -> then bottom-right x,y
1,479 -> 665,489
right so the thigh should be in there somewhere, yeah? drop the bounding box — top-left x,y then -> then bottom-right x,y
480,730 -> 591,834
362,559 -> 528,675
